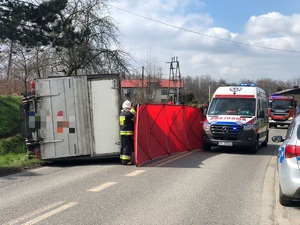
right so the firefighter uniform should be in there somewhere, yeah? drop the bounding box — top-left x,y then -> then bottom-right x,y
119,100 -> 136,165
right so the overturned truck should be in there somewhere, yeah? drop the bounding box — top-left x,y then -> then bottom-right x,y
21,74 -> 122,160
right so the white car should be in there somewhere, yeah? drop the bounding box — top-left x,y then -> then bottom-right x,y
272,116 -> 300,206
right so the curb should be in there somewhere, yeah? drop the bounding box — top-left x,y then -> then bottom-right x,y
261,151 -> 278,225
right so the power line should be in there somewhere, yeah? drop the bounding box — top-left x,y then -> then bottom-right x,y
109,4 -> 300,54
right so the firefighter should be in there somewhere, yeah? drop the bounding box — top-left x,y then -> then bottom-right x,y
119,100 -> 136,165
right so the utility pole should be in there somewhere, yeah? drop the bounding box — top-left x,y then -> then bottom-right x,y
208,77 -> 211,103
167,56 -> 182,104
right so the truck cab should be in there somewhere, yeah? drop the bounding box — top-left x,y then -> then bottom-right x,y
268,95 -> 297,128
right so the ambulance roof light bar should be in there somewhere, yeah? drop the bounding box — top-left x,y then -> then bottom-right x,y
240,83 -> 256,87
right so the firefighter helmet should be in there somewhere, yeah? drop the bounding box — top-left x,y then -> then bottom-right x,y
122,100 -> 132,109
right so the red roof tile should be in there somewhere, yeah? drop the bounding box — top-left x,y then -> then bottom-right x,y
121,79 -> 183,88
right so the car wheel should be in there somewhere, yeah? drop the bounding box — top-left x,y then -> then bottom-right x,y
203,143 -> 211,152
249,138 -> 258,154
279,185 -> 293,206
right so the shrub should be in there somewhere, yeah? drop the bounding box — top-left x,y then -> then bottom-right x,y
0,134 -> 26,155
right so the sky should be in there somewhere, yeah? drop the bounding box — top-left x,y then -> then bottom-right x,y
109,0 -> 300,83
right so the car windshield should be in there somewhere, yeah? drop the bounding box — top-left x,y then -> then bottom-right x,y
207,98 -> 256,116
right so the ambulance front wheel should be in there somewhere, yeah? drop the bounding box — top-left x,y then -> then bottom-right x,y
203,143 -> 211,152
261,139 -> 268,147
249,139 -> 258,154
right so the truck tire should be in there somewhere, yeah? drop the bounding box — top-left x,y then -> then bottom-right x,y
203,143 -> 211,152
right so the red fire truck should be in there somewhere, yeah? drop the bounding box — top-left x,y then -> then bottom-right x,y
268,95 -> 297,128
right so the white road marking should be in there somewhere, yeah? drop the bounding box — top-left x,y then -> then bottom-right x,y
152,150 -> 198,167
146,152 -> 186,166
125,170 -> 146,177
3,201 -> 65,225
88,182 -> 117,192
22,202 -> 78,225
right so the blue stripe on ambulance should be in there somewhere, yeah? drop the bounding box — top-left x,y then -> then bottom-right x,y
214,121 -> 240,125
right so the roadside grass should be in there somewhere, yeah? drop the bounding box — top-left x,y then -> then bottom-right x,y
0,152 -> 41,168
0,95 -> 23,138
0,95 -> 42,173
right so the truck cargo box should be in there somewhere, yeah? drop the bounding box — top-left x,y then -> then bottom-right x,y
22,74 -> 121,160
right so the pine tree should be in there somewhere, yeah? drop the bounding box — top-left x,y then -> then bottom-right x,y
0,0 -> 67,47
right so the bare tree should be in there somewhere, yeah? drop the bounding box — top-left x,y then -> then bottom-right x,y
51,0 -> 129,76
125,50 -> 164,103
142,51 -> 164,102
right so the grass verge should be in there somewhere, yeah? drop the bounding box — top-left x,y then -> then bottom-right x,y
0,153 -> 42,176
0,153 -> 41,168
0,95 -> 43,175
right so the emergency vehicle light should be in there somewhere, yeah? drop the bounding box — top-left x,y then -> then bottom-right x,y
270,95 -> 292,99
240,83 -> 256,87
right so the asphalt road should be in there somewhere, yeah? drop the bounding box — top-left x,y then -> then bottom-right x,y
0,127 -> 299,225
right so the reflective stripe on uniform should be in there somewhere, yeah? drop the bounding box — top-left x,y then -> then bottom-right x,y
130,108 -> 136,114
120,131 -> 133,135
120,155 -> 131,160
119,116 -> 125,125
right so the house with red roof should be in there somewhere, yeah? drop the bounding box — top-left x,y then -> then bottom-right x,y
121,79 -> 184,103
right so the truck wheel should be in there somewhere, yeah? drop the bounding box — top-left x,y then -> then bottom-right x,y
249,139 -> 258,154
203,144 -> 211,152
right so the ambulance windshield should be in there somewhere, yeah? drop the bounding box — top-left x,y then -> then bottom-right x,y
207,98 -> 256,116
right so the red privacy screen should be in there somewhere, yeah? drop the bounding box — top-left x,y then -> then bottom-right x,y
134,104 -> 204,166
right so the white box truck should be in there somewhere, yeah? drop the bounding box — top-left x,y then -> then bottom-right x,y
202,84 -> 269,153
21,74 -> 122,160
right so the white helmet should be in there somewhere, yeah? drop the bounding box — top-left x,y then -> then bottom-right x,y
122,100 -> 132,109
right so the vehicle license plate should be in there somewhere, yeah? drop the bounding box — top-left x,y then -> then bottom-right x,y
218,142 -> 233,146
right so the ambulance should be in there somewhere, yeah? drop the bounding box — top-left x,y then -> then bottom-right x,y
202,84 -> 269,153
